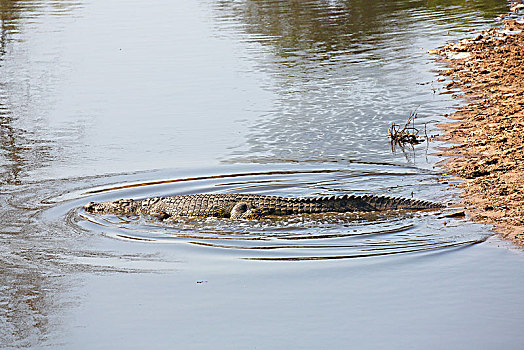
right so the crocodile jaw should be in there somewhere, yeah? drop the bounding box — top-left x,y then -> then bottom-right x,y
84,199 -> 137,215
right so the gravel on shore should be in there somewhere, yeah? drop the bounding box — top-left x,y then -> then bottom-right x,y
430,5 -> 524,246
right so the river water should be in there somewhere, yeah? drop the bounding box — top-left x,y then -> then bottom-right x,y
1,0 -> 523,348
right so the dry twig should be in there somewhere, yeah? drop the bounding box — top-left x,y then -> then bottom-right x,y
388,109 -> 425,147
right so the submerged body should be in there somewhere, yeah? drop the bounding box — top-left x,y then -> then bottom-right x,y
84,193 -> 443,220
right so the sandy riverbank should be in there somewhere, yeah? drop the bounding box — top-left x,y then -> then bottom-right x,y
431,3 -> 524,246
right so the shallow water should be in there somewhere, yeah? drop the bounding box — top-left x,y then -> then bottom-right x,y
1,0 -> 523,348
75,165 -> 485,261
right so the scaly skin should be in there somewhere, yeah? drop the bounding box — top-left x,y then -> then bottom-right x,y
84,193 -> 443,220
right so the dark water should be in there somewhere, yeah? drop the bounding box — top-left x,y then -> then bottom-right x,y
1,0 -> 523,348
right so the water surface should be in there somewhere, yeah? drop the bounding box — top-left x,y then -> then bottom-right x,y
1,0 -> 523,348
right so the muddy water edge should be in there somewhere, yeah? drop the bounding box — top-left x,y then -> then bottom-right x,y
433,1 -> 524,246
1,0 -> 523,349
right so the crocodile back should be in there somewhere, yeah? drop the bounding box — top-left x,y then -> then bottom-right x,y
145,194 -> 442,217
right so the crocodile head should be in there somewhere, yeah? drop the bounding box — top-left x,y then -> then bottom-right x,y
84,199 -> 137,215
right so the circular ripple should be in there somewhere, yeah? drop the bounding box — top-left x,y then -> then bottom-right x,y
74,167 -> 487,261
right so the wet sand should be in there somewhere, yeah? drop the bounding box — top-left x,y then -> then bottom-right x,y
431,3 -> 524,246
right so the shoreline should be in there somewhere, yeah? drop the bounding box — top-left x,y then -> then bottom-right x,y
431,2 -> 524,247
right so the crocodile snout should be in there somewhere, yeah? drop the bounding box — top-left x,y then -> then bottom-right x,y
84,199 -> 136,214
84,202 -> 104,213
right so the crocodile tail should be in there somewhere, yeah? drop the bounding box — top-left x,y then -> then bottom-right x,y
360,195 -> 443,210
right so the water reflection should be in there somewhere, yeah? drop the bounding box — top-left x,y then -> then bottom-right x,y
215,0 -> 505,55
0,0 -> 62,185
0,1 -> 82,347
215,0 -> 507,165
0,2 -> 23,185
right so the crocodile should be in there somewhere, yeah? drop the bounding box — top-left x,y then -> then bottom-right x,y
84,193 -> 443,220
